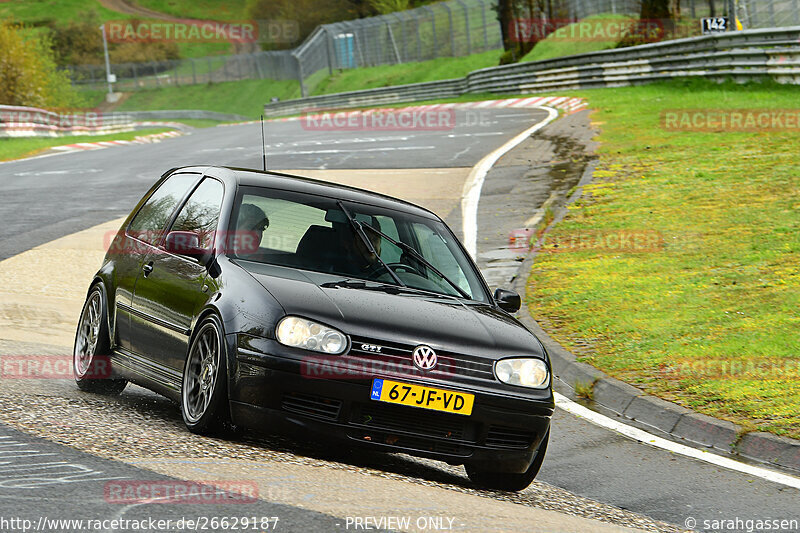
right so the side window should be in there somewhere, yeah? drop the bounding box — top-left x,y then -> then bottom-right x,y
236,194 -> 329,252
171,178 -> 224,249
128,174 -> 198,245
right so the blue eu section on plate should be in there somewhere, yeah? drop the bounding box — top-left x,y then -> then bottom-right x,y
370,379 -> 384,400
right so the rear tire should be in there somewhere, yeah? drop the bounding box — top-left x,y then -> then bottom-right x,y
466,428 -> 549,491
73,285 -> 127,395
181,315 -> 230,435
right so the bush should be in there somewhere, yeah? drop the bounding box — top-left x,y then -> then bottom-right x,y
47,13 -> 105,66
48,16 -> 181,66
0,20 -> 84,108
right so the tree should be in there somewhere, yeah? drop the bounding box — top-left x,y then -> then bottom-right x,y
641,0 -> 671,19
0,21 -> 82,108
368,0 -> 411,15
247,0 -> 359,49
497,0 -> 548,63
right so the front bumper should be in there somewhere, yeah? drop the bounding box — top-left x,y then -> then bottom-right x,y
228,336 -> 554,474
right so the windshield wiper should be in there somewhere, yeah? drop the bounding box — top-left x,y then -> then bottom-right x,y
336,201 -> 407,289
321,279 -> 457,299
359,222 -> 472,300
320,279 -> 368,290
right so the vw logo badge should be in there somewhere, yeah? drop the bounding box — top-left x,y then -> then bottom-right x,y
412,345 -> 437,370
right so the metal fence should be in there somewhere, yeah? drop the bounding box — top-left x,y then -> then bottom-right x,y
294,0 -> 504,92
67,51 -> 300,92
67,0 -> 800,95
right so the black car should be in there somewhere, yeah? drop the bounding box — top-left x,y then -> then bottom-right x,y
73,166 -> 554,491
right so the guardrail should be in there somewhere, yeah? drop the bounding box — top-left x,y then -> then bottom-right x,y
117,110 -> 250,122
262,78 -> 467,117
0,107 -> 250,138
0,105 -> 134,138
264,27 -> 800,117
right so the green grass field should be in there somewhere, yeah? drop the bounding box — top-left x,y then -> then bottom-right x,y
115,79 -> 301,117
0,0 -> 126,24
526,79 -> 800,438
0,128 -> 169,162
312,50 -> 503,95
132,0 -> 247,21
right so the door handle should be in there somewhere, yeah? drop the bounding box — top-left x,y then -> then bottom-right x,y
142,262 -> 154,277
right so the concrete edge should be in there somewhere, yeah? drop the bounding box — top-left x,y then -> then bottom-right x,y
506,132 -> 800,476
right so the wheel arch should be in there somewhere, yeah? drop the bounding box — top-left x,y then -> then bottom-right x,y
188,304 -> 238,415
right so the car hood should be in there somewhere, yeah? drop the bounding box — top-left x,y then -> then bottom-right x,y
242,264 -> 544,359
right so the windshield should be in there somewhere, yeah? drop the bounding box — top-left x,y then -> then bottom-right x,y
229,186 -> 489,302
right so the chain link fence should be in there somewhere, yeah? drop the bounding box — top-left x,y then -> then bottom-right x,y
67,51 -> 299,92
67,0 -> 800,96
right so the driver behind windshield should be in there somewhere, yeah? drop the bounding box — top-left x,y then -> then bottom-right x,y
234,203 -> 269,257
338,218 -> 383,277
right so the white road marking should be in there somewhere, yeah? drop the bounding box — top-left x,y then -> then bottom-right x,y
12,169 -> 103,177
268,146 -> 435,156
0,435 -> 121,488
461,106 -> 559,258
555,392 -> 800,490
446,132 -> 506,138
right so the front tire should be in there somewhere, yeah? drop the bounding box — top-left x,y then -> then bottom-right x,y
466,428 -> 550,491
181,315 -> 230,434
73,285 -> 127,395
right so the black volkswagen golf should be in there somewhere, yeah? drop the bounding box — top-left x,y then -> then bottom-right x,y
74,165 -> 554,491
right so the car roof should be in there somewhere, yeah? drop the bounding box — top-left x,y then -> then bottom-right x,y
176,165 -> 440,220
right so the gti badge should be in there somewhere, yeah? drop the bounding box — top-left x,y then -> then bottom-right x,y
361,343 -> 382,353
412,345 -> 437,370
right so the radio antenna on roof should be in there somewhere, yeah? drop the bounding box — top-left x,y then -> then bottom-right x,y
260,115 -> 267,171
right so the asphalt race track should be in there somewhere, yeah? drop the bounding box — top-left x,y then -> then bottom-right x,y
0,108 -> 798,532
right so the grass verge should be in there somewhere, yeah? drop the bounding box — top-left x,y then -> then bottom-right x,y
311,50 -> 503,95
526,79 -> 800,438
114,79 -> 301,118
0,128 -> 169,162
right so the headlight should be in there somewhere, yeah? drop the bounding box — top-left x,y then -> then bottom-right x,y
276,316 -> 348,354
495,358 -> 550,389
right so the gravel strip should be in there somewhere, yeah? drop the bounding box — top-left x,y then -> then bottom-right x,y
0,388 -> 685,533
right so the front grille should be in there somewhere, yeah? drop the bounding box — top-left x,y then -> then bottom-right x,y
281,393 -> 342,421
350,429 -> 471,456
348,336 -> 495,382
349,402 -> 475,442
485,425 -> 534,449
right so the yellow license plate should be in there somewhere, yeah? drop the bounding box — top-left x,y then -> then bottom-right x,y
370,378 -> 474,416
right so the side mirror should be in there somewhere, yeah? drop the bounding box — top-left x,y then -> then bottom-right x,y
494,288 -> 521,313
165,231 -> 205,257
